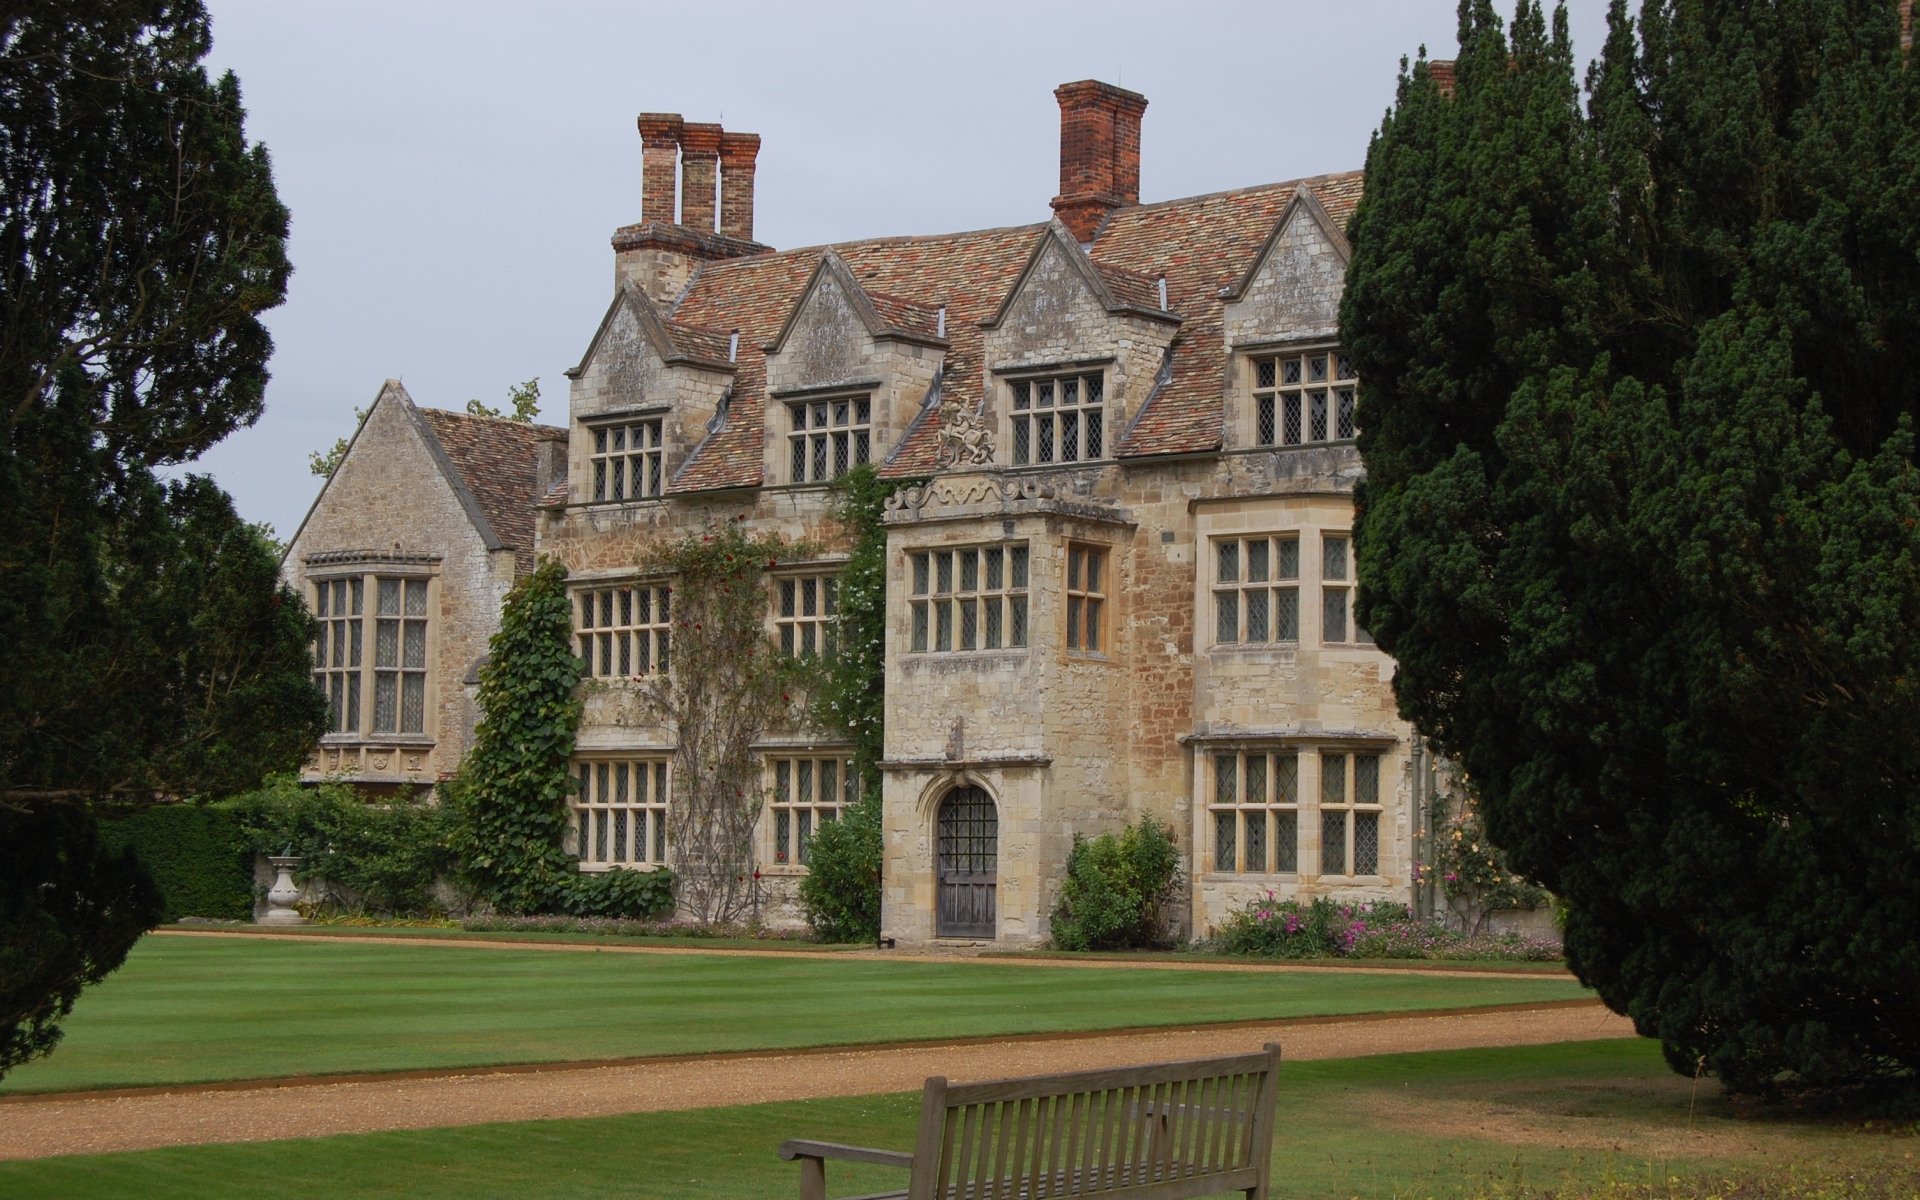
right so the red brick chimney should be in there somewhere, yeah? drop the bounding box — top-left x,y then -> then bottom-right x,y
1051,80 -> 1148,243
638,113 -> 683,225
678,122 -> 723,232
1426,60 -> 1457,99
719,131 -> 761,242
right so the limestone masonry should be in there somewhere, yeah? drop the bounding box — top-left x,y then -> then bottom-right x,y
290,81 -> 1447,944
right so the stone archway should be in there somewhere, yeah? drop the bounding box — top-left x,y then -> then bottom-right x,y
935,785 -> 998,938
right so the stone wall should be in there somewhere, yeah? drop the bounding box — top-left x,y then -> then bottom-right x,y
282,383 -> 518,790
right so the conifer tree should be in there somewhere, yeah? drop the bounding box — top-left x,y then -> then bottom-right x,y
1346,0 -> 1920,1093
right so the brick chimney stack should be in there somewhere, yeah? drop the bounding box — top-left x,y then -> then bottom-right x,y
678,122 -> 724,232
719,131 -> 761,242
1051,80 -> 1148,243
638,113 -> 684,225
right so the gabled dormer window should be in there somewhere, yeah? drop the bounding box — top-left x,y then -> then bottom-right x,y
1252,351 -> 1355,446
592,420 -> 664,501
1010,372 -> 1104,465
788,397 -> 871,483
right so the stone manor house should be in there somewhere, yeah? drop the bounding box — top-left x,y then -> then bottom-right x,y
285,81 -> 1442,945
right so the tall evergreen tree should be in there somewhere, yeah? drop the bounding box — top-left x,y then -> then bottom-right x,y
0,2 -> 319,1077
1346,0 -> 1920,1094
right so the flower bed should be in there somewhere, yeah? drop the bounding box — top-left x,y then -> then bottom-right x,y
1207,895 -> 1562,961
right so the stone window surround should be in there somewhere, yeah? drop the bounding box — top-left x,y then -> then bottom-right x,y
753,737 -> 857,876
1232,338 -> 1354,452
1187,734 -> 1396,882
771,565 -> 843,660
571,756 -> 671,871
578,405 -> 671,508
304,554 -> 440,746
765,752 -> 856,871
1202,525 -> 1374,651
993,356 -> 1115,469
767,379 -> 881,490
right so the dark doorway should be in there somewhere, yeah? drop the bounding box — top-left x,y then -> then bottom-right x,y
936,786 -> 997,938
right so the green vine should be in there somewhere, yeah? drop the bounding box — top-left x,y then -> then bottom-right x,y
452,560 -> 599,913
799,465 -> 919,941
810,464 -> 920,793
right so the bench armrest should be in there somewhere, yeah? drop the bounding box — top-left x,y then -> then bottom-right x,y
779,1140 -> 915,1169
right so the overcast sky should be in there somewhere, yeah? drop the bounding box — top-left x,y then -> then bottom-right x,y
193,0 -> 1616,539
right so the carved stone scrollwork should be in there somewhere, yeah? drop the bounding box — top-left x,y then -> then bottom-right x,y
885,476 -> 1060,514
934,399 -> 995,470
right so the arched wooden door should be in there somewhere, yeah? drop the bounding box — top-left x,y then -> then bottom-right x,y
936,787 -> 997,938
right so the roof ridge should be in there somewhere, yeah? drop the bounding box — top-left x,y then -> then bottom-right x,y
418,407 -> 567,437
1096,171 -> 1364,220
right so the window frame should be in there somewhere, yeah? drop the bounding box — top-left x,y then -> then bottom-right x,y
1208,750 -> 1302,876
1317,532 -> 1374,646
908,542 -> 1030,655
767,754 -> 857,868
786,394 -> 873,484
1065,543 -> 1109,656
312,572 -> 434,739
576,583 -> 673,679
1317,749 -> 1385,877
1250,348 -> 1356,448
774,573 -> 840,660
1007,370 -> 1107,467
572,758 -> 671,869
589,417 -> 667,503
1210,534 -> 1302,647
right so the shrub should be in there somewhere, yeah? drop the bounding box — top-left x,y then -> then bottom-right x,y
798,789 -> 881,943
558,867 -> 675,919
228,776 -> 461,916
97,804 -> 253,921
1210,895 -> 1561,962
1049,817 -> 1182,951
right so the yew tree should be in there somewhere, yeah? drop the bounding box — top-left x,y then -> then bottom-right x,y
1345,0 -> 1920,1094
0,2 -> 319,1077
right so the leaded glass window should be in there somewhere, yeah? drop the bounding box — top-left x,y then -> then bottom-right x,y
573,758 -> 670,866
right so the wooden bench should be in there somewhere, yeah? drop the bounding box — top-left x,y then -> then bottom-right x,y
779,1044 -> 1282,1200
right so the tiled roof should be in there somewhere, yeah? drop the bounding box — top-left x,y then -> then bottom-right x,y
661,171 -> 1362,490
663,319 -> 736,367
1097,173 -> 1363,457
669,226 -> 1042,491
417,409 -> 567,569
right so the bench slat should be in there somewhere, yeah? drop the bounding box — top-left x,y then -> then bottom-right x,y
788,1044 -> 1282,1200
943,1050 -> 1275,1107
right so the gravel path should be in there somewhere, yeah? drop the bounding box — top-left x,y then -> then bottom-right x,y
144,928 -> 1569,981
0,1002 -> 1634,1161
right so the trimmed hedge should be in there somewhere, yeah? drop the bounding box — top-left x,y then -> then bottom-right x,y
98,806 -> 253,922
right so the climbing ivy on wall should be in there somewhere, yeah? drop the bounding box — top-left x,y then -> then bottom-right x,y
451,559 -> 590,914
809,464 -> 920,793
800,465 -> 920,941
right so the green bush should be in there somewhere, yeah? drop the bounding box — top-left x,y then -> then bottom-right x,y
559,867 -> 676,919
798,790 -> 882,943
1048,817 -> 1182,951
97,805 -> 252,922
228,776 -> 461,916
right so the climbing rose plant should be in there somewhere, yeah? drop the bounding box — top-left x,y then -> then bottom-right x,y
633,523 -> 811,925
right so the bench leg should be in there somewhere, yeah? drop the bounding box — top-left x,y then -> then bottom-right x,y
798,1155 -> 826,1200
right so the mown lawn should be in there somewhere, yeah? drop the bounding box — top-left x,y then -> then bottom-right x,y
5,1040 -> 1906,1200
0,933 -> 1589,1094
